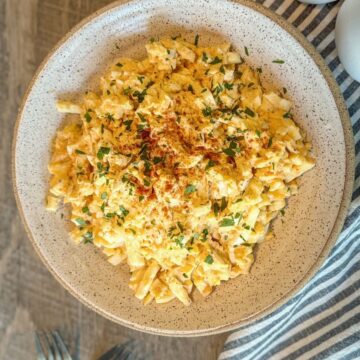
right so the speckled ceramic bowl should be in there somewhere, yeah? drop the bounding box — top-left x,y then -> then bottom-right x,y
13,0 -> 354,336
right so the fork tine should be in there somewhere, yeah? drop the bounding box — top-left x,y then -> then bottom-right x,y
35,332 -> 47,360
43,331 -> 58,360
52,331 -> 73,360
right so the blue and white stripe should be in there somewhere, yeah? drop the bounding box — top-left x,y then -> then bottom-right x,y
220,1 -> 360,359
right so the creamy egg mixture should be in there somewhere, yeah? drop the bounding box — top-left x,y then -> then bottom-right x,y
47,36 -> 315,306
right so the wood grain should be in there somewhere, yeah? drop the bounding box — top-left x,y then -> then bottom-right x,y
0,0 -> 228,358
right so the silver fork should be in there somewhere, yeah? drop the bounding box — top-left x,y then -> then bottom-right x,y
35,331 -> 73,360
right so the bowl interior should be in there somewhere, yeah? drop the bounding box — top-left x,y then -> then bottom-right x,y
14,0 -> 350,335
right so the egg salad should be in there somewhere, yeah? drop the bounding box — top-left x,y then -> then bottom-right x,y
46,36 -> 315,306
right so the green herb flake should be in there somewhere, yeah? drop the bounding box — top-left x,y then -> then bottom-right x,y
280,209 -> 285,216
137,113 -> 147,122
205,159 -> 216,170
183,273 -> 188,278
255,130 -> 261,138
75,218 -> 87,226
116,62 -> 123,67
119,205 -> 129,217
202,52 -> 208,63
194,34 -> 199,46
209,56 -> 222,65
257,67 -> 263,73
184,184 -> 197,195
82,206 -> 90,214
124,120 -> 133,131
213,202 -> 220,216
143,178 -> 151,187
224,82 -> 234,90
205,255 -> 214,264
220,65 -> 225,74
101,192 -> 107,200
153,156 -> 163,164
272,59 -> 285,64
101,124 -> 104,134
219,217 -> 235,227
124,87 -> 132,96
223,148 -> 235,157
202,106 -> 212,117
283,87 -> 287,94
244,46 -> 249,56
268,137 -> 273,148
220,197 -> 228,211
84,111 -> 92,123
97,146 -> 110,160
188,84 -> 194,93
244,107 -> 255,117
106,113 -> 115,121
83,231 -> 93,244
139,195 -> 145,202
75,149 -> 86,155
137,76 -> 145,83
283,111 -> 292,119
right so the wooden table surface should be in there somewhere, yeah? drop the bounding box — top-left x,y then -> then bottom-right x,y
0,0 -> 228,358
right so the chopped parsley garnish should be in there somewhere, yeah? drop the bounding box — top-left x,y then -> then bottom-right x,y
84,111 -> 92,123
223,147 -> 236,157
220,65 -> 225,74
219,217 -> 235,227
242,223 -> 251,230
268,137 -> 273,147
100,202 -> 106,212
205,159 -> 216,170
283,111 -> 293,119
183,273 -> 188,278
119,205 -> 129,217
194,34 -> 199,46
177,222 -> 184,233
75,149 -> 85,155
106,113 -> 115,121
224,82 -> 234,90
123,120 -> 133,131
209,56 -> 222,65
82,231 -> 93,244
116,62 -> 123,67
143,178 -> 151,187
255,130 -> 261,138
200,228 -> 208,242
137,76 -> 145,83
188,84 -> 194,93
150,37 -> 155,43
283,87 -> 287,94
184,184 -> 197,195
205,255 -> 214,264
244,46 -> 249,56
97,146 -> 110,160
248,82 -> 255,88
101,124 -> 104,134
75,218 -> 87,226
244,107 -> 255,117
220,197 -> 228,211
272,59 -> 285,64
202,106 -> 212,117
202,52 -> 208,62
124,87 -> 132,96
175,235 -> 185,248
139,195 -> 144,202
280,209 -> 285,216
101,192 -> 107,200
137,113 -> 147,123
153,156 -> 163,164
82,206 -> 90,214
133,89 -> 147,103
213,202 -> 220,216
256,67 -> 263,73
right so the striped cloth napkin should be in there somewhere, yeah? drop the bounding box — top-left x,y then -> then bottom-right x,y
219,1 -> 360,359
